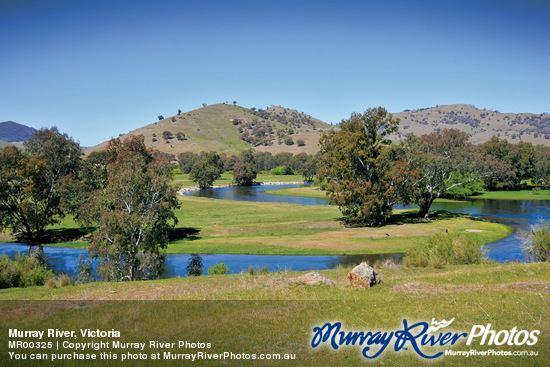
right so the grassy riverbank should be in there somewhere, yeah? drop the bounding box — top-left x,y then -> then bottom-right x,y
266,186 -> 550,201
0,262 -> 548,366
470,189 -> 550,200
7,195 -> 511,256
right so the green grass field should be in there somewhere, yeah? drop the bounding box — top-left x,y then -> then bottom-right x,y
470,189 -> 550,200
0,262 -> 548,366
27,195 -> 512,256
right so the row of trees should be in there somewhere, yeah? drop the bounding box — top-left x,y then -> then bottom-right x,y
179,150 -> 319,189
318,107 -> 550,225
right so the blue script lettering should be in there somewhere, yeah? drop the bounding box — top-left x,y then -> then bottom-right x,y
311,319 -> 467,360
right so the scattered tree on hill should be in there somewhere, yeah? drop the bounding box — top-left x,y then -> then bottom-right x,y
178,109 -> 182,115
284,137 -> 294,145
190,152 -> 223,189
297,139 -> 306,146
318,107 -> 400,226
233,101 -> 237,105
0,128 -> 82,253
176,132 -> 186,141
162,131 -> 173,141
158,115 -> 164,121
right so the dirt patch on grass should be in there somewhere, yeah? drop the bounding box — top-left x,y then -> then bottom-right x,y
392,281 -> 550,294
466,229 -> 483,233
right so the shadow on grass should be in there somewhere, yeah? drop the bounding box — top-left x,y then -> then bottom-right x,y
341,210 -> 469,228
389,210 -> 465,225
22,226 -> 202,244
169,227 -> 201,241
40,228 -> 91,244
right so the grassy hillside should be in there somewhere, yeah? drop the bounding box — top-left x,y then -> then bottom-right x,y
88,104 -> 333,156
393,104 -> 550,145
86,104 -> 550,158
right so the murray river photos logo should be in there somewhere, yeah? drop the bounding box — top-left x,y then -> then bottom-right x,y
311,318 -> 540,360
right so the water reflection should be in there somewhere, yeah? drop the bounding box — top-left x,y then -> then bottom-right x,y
185,183 -> 330,206
0,243 -> 403,278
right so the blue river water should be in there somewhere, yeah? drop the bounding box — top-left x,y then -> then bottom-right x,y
1,184 -> 548,277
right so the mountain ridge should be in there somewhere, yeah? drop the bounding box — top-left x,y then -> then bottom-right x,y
0,121 -> 37,143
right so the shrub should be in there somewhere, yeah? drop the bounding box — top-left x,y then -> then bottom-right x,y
403,232 -> 488,268
45,277 -> 57,289
246,265 -> 268,275
522,219 -> 550,262
284,137 -> 294,145
58,274 -> 74,287
208,263 -> 230,275
0,252 -> 53,288
297,139 -> 306,146
76,254 -> 95,284
269,166 -> 296,175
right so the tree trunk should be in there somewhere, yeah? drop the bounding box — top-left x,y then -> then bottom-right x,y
417,197 -> 435,219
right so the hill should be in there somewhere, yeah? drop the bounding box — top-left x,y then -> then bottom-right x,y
89,104 -> 333,156
88,104 -> 550,157
0,121 -> 36,143
392,104 -> 550,145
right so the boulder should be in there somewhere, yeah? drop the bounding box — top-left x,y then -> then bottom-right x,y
348,263 -> 380,289
289,272 -> 335,287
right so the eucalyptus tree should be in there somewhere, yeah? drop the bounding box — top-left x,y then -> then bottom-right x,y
76,136 -> 180,281
0,127 -> 81,253
318,107 -> 400,226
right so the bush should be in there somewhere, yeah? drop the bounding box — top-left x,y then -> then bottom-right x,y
403,232 -> 488,268
58,274 -> 74,287
208,263 -> 230,275
522,219 -> 550,262
46,277 -> 57,289
0,252 -> 53,288
76,254 -> 95,284
246,265 -> 268,275
269,166 -> 295,175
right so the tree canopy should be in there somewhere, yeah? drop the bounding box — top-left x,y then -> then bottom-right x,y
0,127 -> 81,252
72,136 -> 180,281
189,152 -> 223,189
318,107 -> 400,226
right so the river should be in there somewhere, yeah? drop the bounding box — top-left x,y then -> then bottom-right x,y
1,184 -> 548,277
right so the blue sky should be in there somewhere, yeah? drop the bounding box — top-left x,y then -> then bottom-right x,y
1,0 -> 548,146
